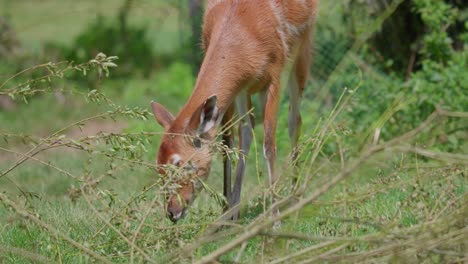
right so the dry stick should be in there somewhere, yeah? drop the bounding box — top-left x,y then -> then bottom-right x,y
0,144 -> 78,203
0,147 -> 78,179
270,241 -> 337,264
300,87 -> 357,194
61,142 -> 158,170
0,62 -> 60,90
390,146 -> 468,164
410,229 -> 468,257
258,231 -> 388,244
130,194 -> 160,264
0,244 -> 51,263
234,242 -> 248,263
267,205 -> 466,263
0,137 -> 162,252
0,74 -> 111,179
174,162 -> 462,262
193,109 -> 456,264
434,193 -> 466,220
0,193 -> 112,264
89,155 -> 193,243
438,109 -> 468,118
162,224 -> 246,263
332,227 -> 468,263
172,185 -> 278,260
346,205 -> 466,262
80,186 -> 158,264
451,257 -> 468,264
0,145 -> 43,178
0,88 -> 88,99
431,249 -> 467,258
1,59 -> 108,97
0,112 -> 112,179
90,181 -> 161,240
322,212 -> 468,262
298,243 -> 350,264
195,149 -> 378,264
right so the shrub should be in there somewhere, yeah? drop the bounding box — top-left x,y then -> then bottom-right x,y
62,15 -> 154,80
343,0 -> 467,151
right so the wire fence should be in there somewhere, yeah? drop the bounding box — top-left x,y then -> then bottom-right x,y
0,0 -> 467,263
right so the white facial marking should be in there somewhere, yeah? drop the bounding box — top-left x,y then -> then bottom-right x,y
174,211 -> 183,220
170,154 -> 182,165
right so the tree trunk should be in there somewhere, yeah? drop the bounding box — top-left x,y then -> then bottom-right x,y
188,0 -> 203,75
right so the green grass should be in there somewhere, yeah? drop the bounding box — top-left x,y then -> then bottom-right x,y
1,79 -> 465,262
1,0 -> 467,263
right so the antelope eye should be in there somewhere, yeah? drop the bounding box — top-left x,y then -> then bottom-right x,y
193,180 -> 202,189
193,137 -> 201,148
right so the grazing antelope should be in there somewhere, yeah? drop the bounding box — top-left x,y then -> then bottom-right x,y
151,0 -> 318,223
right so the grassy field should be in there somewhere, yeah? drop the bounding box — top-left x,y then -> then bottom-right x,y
1,0 -> 467,263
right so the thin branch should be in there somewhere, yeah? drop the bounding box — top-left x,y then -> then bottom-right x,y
80,186 -> 157,264
0,62 -> 61,90
0,112 -> 112,178
0,147 -> 78,179
269,241 -> 337,264
130,194 -> 159,263
192,109 -> 461,263
0,244 -> 51,263
298,243 -> 349,264
389,146 -> 468,164
0,193 -> 112,264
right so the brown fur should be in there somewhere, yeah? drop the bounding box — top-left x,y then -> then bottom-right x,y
152,0 -> 318,222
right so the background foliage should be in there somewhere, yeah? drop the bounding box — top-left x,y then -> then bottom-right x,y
0,0 -> 466,263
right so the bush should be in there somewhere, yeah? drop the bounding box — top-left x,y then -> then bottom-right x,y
343,0 -> 467,151
62,15 -> 154,80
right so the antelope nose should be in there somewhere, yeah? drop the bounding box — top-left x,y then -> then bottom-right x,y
167,208 -> 184,223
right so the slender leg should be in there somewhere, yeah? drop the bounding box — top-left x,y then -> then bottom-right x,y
289,31 -> 311,186
263,79 -> 281,226
222,104 -> 235,211
231,92 -> 254,220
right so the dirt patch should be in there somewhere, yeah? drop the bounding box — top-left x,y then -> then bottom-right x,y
66,120 -> 127,139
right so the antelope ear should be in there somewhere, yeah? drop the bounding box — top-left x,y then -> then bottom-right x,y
151,101 -> 174,129
188,95 -> 219,138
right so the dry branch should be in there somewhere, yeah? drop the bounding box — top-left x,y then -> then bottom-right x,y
0,244 -> 51,263
192,108 -> 466,263
0,193 -> 112,264
80,186 -> 158,264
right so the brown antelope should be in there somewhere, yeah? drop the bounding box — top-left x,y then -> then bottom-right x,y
151,0 -> 318,223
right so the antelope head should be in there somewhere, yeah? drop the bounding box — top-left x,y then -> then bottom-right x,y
151,95 -> 220,223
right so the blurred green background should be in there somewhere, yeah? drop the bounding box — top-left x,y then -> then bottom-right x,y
0,0 -> 467,262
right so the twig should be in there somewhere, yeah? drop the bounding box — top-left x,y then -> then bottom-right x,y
192,109 -> 460,263
90,181 -> 161,240
270,241 -> 337,264
0,147 -> 78,179
195,147 -> 380,264
0,193 -> 112,264
389,146 -> 468,164
0,62 -> 59,90
80,186 -> 157,264
0,112 -> 112,178
234,242 -> 248,263
298,243 -> 349,264
130,194 -> 159,263
0,244 -> 51,263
